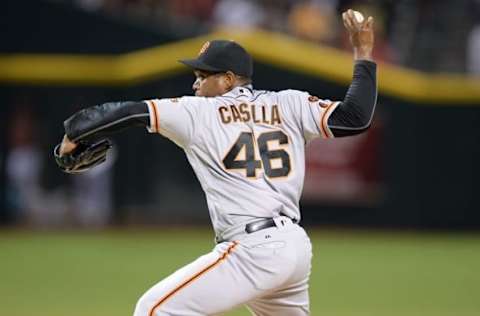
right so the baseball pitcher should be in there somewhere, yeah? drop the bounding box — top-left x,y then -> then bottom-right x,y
55,9 -> 376,316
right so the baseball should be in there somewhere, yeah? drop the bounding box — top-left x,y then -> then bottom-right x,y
352,10 -> 365,23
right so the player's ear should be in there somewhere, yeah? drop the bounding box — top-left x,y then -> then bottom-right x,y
223,71 -> 236,90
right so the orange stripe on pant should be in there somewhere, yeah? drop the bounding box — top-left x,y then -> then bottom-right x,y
148,241 -> 239,316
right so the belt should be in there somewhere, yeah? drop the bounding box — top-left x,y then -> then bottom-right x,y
215,216 -> 295,243
245,218 -> 276,233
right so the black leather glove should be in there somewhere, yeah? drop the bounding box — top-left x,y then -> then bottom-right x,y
54,139 -> 112,174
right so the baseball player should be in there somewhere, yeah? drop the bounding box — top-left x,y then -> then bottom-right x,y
55,9 -> 376,316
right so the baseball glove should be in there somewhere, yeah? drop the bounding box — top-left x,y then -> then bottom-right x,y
54,139 -> 112,174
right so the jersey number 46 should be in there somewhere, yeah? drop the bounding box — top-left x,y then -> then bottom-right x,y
223,131 -> 291,178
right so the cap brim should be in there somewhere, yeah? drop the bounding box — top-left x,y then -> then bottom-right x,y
179,59 -> 224,73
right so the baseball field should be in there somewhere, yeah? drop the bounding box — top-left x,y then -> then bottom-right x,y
1,228 -> 479,316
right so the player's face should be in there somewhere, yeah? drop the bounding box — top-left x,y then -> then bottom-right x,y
192,70 -> 231,97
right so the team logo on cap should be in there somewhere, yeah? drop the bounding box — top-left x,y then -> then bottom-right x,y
198,41 -> 210,56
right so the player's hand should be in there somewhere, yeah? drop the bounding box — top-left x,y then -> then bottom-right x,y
59,135 -> 77,156
342,9 -> 374,60
54,138 -> 112,174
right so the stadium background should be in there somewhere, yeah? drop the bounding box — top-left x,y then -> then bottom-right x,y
1,0 -> 479,315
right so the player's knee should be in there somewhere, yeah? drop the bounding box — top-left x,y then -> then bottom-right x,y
133,294 -> 173,316
133,294 -> 153,316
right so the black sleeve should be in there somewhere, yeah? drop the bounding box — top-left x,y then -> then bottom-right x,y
328,60 -> 377,137
64,101 -> 150,142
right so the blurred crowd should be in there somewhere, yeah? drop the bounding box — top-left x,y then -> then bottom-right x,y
61,0 -> 480,74
3,102 -> 115,229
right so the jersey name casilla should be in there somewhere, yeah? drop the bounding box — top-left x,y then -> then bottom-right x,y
145,86 -> 339,235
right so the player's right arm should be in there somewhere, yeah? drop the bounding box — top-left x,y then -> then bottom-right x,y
328,9 -> 376,137
283,9 -> 377,141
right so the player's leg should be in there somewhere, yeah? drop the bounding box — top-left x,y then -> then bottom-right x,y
133,220 -> 312,316
246,223 -> 313,316
246,280 -> 310,316
133,241 -> 261,316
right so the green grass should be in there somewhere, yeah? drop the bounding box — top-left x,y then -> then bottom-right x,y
1,228 -> 479,316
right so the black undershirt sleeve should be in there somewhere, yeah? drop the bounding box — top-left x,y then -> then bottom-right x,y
328,60 -> 377,137
64,101 -> 150,142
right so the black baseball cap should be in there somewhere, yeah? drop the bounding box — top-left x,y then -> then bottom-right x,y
179,40 -> 253,78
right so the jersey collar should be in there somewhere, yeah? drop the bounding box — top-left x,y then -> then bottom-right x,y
222,84 -> 254,98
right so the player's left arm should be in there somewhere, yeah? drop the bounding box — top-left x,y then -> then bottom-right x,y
328,9 -> 377,137
58,97 -> 199,156
58,101 -> 149,155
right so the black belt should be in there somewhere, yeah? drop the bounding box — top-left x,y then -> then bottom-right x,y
244,218 -> 277,233
215,217 -> 298,243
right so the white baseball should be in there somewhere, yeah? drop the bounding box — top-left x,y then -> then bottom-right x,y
352,10 -> 364,23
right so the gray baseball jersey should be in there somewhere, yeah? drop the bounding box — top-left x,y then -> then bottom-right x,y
145,86 -> 339,236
